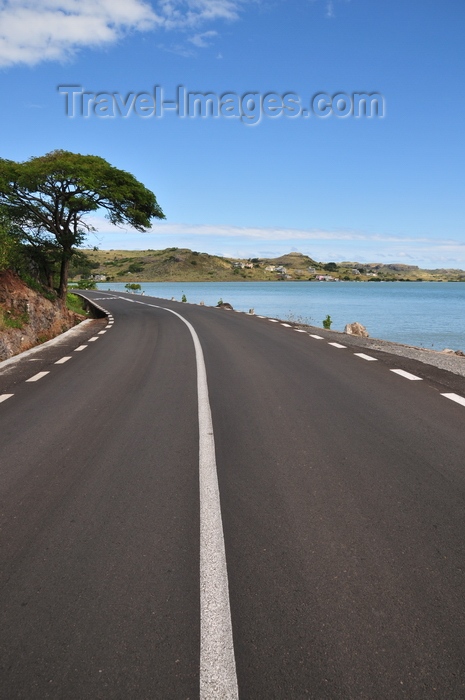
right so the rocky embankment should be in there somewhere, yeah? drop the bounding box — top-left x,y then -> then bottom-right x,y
0,270 -> 83,362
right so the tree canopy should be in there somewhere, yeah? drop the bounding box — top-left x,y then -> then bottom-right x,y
0,150 -> 165,298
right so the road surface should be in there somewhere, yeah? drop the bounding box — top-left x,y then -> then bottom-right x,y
1,290 -> 465,699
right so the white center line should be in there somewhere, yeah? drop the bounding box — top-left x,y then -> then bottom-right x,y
121,297 -> 238,699
74,345 -> 88,352
0,394 -> 14,403
441,393 -> 465,407
55,356 -> 72,364
354,353 -> 378,362
26,371 -> 50,382
390,369 -> 422,381
328,342 -> 347,349
309,334 -> 324,340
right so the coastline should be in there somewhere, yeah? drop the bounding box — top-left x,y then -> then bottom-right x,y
292,321 -> 465,379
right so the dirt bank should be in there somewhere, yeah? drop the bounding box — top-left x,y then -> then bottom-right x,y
0,270 -> 84,361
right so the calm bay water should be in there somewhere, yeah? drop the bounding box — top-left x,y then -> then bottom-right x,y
97,281 -> 465,351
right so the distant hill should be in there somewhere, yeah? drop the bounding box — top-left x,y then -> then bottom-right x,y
73,248 -> 465,283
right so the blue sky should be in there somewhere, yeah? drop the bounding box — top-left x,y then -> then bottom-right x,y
0,0 -> 464,268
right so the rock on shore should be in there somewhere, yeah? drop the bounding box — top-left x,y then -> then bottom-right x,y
344,322 -> 369,337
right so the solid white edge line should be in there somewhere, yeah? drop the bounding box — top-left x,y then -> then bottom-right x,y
0,394 -> 14,403
441,393 -> 465,407
354,353 -> 378,362
390,369 -> 422,381
125,298 -> 238,699
328,342 -> 347,349
26,371 -> 50,382
55,356 -> 72,364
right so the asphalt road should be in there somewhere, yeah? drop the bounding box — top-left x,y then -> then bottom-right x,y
1,290 -> 465,699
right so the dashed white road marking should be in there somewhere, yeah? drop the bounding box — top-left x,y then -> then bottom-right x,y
88,337 -> 99,342
354,353 -> 378,362
441,393 -> 465,407
0,394 -> 13,403
309,334 -> 324,340
98,331 -> 106,335
268,319 -> 279,323
55,356 -> 72,364
281,323 -> 292,327
390,369 -> 422,381
257,316 -> 266,319
328,342 -> 346,349
26,371 -> 50,382
294,329 -> 307,333
74,345 -> 88,352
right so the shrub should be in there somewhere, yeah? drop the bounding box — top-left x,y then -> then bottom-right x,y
323,314 -> 332,329
76,279 -> 97,290
128,263 -> 143,273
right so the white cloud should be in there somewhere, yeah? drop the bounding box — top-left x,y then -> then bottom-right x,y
189,29 -> 218,47
0,0 -> 247,67
84,217 -> 465,268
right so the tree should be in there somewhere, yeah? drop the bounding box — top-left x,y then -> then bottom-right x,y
0,211 -> 20,271
324,262 -> 338,272
0,150 -> 165,299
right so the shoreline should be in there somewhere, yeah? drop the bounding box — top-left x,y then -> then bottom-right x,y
291,321 -> 465,379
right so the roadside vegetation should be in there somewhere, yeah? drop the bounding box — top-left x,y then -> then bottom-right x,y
0,150 -> 164,299
66,293 -> 89,317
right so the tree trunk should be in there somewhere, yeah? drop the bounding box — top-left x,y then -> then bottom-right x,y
58,255 -> 70,300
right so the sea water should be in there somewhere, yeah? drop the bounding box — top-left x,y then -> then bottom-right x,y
96,281 -> 465,351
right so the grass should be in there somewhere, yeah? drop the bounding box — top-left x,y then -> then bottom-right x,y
66,292 -> 89,316
0,307 -> 29,330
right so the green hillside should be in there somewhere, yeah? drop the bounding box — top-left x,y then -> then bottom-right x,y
72,248 -> 465,283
